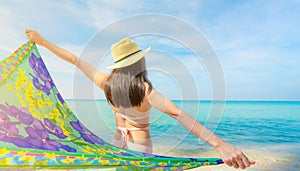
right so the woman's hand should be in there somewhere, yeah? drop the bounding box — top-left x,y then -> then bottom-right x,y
215,142 -> 255,169
25,29 -> 46,46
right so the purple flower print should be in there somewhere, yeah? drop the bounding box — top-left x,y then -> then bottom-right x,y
24,125 -> 75,152
0,105 -> 26,146
0,104 -> 33,125
29,53 -> 51,80
0,102 -> 74,152
0,103 -> 19,117
29,73 -> 51,95
17,108 -> 34,125
29,73 -> 44,90
28,53 -> 38,69
25,126 -> 62,151
61,144 -> 77,152
26,137 -> 62,151
70,120 -> 104,145
0,112 -> 10,124
0,118 -> 30,148
25,125 -> 48,139
0,104 -> 9,115
0,134 -> 31,148
12,138 -> 32,148
55,92 -> 65,104
29,54 -> 51,81
32,118 -> 45,130
28,53 -> 65,103
0,123 -> 19,136
44,118 -> 67,139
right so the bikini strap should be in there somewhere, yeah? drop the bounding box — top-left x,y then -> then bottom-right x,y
117,126 -> 150,148
115,112 -> 150,122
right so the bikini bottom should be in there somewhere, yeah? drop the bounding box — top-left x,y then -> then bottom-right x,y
112,126 -> 152,154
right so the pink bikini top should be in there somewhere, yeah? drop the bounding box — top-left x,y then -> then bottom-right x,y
114,107 -> 151,124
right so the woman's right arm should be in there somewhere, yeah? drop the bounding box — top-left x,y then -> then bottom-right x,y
25,29 -> 108,90
147,89 -> 255,169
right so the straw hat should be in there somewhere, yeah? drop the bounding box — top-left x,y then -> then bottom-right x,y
107,38 -> 151,69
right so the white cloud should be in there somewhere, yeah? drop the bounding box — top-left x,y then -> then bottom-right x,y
65,0 -> 144,29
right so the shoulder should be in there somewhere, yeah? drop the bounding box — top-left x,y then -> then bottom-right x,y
144,82 -> 155,105
144,82 -> 155,95
95,70 -> 110,90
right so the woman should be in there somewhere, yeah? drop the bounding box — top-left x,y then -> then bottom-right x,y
25,29 -> 255,169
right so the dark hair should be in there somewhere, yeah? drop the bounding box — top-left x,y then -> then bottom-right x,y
104,58 -> 153,108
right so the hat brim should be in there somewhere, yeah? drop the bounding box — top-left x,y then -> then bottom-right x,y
106,46 -> 152,69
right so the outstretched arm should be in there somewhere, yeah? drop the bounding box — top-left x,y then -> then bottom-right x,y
148,89 -> 255,169
25,29 -> 108,90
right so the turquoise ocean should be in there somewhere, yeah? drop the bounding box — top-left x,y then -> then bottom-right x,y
66,100 -> 300,170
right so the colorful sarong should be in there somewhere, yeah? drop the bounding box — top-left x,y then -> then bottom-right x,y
0,41 -> 223,170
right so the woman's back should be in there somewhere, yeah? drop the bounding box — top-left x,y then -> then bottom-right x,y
110,93 -> 153,154
109,82 -> 153,125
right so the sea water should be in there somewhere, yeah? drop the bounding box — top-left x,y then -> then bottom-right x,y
66,100 -> 300,170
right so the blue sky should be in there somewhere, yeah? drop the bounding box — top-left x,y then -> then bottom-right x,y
0,0 -> 299,100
